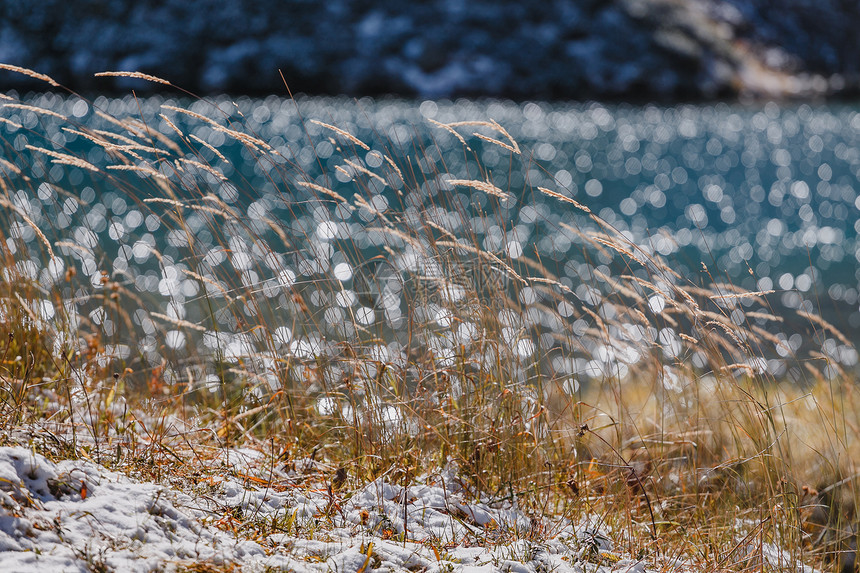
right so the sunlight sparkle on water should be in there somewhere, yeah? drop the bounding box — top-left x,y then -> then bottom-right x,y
3,95 -> 860,400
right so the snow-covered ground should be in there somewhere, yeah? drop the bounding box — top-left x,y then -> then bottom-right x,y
0,445 -> 687,572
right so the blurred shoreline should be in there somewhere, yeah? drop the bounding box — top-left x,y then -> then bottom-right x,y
2,0 -> 859,101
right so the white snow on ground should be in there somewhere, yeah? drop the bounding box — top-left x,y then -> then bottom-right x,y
2,444 -> 805,572
0,446 -> 272,572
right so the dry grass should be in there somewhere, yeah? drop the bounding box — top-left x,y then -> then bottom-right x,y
0,65 -> 859,572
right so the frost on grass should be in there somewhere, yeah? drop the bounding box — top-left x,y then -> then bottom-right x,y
0,447 -> 269,572
0,445 -> 695,572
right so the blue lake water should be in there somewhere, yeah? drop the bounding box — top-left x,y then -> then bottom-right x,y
1,94 -> 859,387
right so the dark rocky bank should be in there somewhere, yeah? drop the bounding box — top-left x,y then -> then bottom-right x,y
1,0 -> 858,100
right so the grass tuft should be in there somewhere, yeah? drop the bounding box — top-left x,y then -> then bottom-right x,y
0,65 -> 858,571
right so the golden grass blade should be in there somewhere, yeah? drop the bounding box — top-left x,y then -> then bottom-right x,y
0,197 -> 55,258
0,158 -> 28,180
488,119 -> 520,154
181,269 -> 234,302
382,154 -> 405,186
105,164 -> 169,181
213,124 -> 274,153
150,312 -> 207,332
427,118 -> 470,149
296,181 -> 350,205
745,311 -> 784,323
473,133 -> 519,154
0,117 -> 23,130
424,220 -> 459,242
440,119 -> 520,155
446,179 -> 511,200
25,145 -> 99,172
798,310 -> 853,347
159,113 -> 186,139
95,71 -> 172,85
343,158 -> 387,186
161,104 -> 223,129
2,102 -> 68,122
143,197 -> 184,208
0,64 -> 60,87
435,240 -> 527,284
123,118 -> 182,154
92,128 -> 143,147
538,187 -> 591,213
189,134 -> 229,163
176,157 -> 228,182
310,120 -> 370,151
